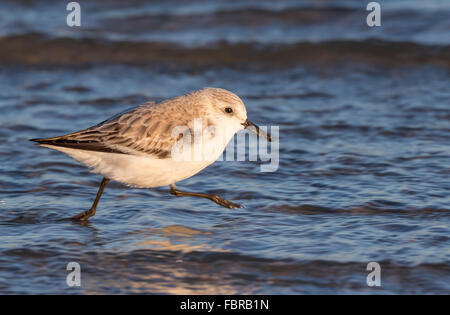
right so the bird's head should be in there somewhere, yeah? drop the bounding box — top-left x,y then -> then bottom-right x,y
203,87 -> 271,142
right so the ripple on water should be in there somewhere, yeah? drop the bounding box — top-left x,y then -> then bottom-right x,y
0,0 -> 449,294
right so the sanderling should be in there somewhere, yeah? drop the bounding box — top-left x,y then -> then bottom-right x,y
31,87 -> 271,221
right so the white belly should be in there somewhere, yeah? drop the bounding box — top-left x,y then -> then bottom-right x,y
42,145 -> 215,188
40,135 -> 228,188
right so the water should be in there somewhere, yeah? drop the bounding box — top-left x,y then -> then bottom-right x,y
0,0 -> 449,294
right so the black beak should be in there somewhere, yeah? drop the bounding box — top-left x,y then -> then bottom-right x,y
242,119 -> 272,142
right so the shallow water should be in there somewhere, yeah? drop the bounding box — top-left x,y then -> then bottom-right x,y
0,0 -> 449,294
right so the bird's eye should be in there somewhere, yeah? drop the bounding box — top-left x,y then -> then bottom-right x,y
225,107 -> 233,114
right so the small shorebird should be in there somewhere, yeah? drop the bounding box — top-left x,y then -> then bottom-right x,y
31,88 -> 271,221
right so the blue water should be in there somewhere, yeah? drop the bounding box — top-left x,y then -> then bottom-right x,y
0,0 -> 449,294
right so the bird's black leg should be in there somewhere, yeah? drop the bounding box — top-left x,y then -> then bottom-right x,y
170,184 -> 241,209
72,177 -> 110,221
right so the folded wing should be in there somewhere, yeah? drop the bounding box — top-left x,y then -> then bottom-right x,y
30,102 -> 181,159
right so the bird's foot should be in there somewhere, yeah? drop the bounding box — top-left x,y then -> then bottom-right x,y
71,209 -> 95,221
210,195 -> 242,209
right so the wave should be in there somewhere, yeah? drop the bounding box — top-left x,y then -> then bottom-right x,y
98,6 -> 360,30
1,246 -> 448,294
1,33 -> 449,68
264,203 -> 450,217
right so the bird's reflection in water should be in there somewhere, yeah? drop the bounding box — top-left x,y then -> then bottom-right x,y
80,225 -> 246,294
130,225 -> 227,253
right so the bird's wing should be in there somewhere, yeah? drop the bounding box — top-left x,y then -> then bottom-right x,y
31,102 -> 187,159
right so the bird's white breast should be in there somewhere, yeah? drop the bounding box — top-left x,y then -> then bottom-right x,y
41,128 -> 234,188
